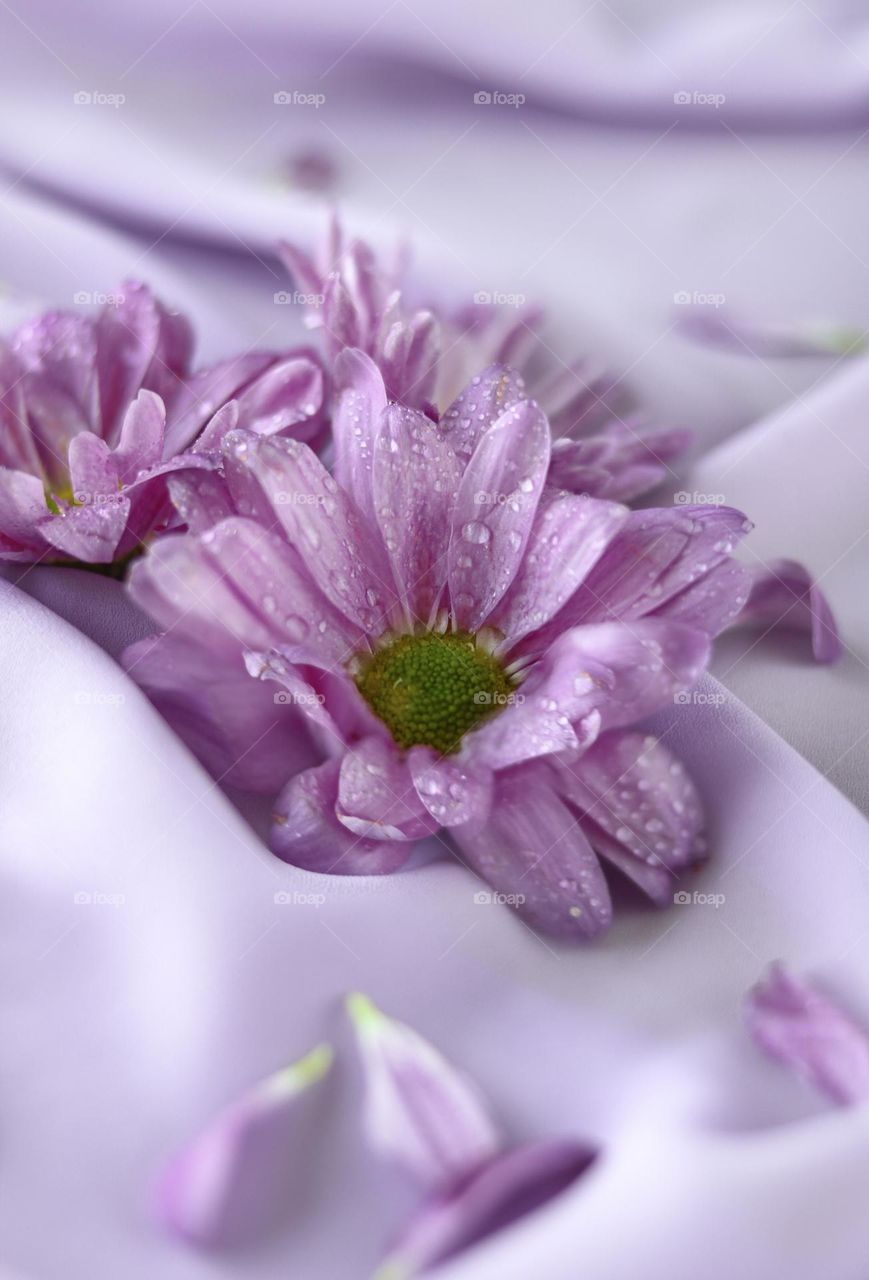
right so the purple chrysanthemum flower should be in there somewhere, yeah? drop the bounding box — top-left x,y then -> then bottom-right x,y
0,282 -> 327,566
278,219 -> 688,503
126,356 -> 754,939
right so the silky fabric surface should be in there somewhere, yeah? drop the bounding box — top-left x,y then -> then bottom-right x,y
1,10 -> 868,1276
2,575 -> 869,1279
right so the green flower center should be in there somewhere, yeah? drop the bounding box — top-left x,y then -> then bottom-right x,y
354,631 -> 515,756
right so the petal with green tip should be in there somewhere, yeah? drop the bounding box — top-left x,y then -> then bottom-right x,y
156,1044 -> 332,1247
346,994 -> 500,1192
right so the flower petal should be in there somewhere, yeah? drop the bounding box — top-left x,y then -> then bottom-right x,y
67,431 -> 119,502
123,631 -> 317,793
375,1139 -> 597,1278
38,496 -> 130,564
561,730 -> 704,892
379,308 -> 440,405
650,557 -> 753,637
448,400 -> 550,631
156,1044 -> 332,1247
202,517 -> 366,668
94,280 -> 192,442
111,388 -> 166,484
553,505 -> 752,631
490,493 -> 628,650
547,620 -> 711,732
0,468 -> 49,549
452,760 -> 612,939
164,352 -> 275,455
438,364 -> 527,463
166,468 -> 235,534
337,737 -> 439,842
745,964 -> 869,1105
464,639 -> 598,772
331,348 -> 388,526
408,749 -> 495,828
346,993 -> 501,1192
735,559 -> 842,663
233,353 -> 326,448
222,431 -> 396,633
271,759 -> 415,874
127,524 -> 277,651
373,404 -> 462,624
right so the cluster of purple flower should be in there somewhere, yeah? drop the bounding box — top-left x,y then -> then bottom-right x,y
0,221 -> 840,938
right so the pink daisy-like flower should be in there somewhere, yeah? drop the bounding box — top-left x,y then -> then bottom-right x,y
126,356 -> 754,939
0,281 -> 327,567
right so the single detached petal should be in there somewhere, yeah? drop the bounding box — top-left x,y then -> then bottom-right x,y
346,993 -> 501,1192
745,964 -> 869,1105
373,404 -> 461,625
562,730 -> 704,899
156,1044 -> 332,1247
337,737 -> 439,842
452,760 -> 612,940
375,1139 -> 597,1279
489,493 -> 628,650
438,364 -> 527,463
449,399 -> 551,631
272,760 -> 415,874
677,306 -> 868,359
735,560 -> 842,663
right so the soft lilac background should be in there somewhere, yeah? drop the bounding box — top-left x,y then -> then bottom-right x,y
1,5 -> 869,1277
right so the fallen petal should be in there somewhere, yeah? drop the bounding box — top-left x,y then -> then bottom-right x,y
745,964 -> 869,1105
346,993 -> 501,1192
